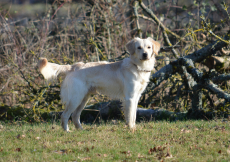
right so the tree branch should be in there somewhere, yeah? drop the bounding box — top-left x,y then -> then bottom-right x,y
212,73 -> 230,82
133,1 -> 142,38
205,81 -> 230,102
151,30 -> 230,90
138,0 -> 186,43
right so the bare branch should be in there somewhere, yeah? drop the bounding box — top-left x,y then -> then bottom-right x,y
138,0 -> 186,43
133,1 -> 142,38
151,30 -> 230,90
212,73 -> 230,82
205,81 -> 230,102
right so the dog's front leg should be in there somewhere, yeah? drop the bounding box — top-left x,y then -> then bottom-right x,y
132,94 -> 141,127
124,97 -> 137,128
123,80 -> 139,128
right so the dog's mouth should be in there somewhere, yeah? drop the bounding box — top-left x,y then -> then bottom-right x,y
140,58 -> 149,61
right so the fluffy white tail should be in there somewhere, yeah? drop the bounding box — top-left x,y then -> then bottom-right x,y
38,58 -> 72,80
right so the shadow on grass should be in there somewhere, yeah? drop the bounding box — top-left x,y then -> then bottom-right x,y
1,101 -> 229,125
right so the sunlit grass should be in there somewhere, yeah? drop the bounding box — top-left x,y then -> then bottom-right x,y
0,119 -> 230,161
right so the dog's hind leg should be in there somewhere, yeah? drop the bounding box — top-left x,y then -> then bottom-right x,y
61,100 -> 80,132
61,92 -> 88,132
60,78 -> 88,131
61,96 -> 85,132
71,93 -> 90,130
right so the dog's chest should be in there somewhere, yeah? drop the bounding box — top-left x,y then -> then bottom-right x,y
136,72 -> 150,93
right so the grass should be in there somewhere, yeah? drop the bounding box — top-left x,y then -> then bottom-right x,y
0,119 -> 230,161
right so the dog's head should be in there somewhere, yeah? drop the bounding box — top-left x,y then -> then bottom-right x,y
126,37 -> 160,61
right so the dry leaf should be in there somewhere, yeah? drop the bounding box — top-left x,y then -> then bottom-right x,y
158,146 -> 166,151
0,147 -> 3,152
165,152 -> 173,158
127,150 -> 131,156
148,147 -> 157,154
218,150 -> 221,154
165,147 -> 173,158
103,154 -> 107,157
54,150 -> 63,155
16,134 -> 21,139
181,129 -> 191,133
138,153 -> 144,158
79,157 -> 91,161
77,141 -> 85,145
227,149 -> 230,154
120,150 -> 131,156
15,148 -> 21,152
35,137 -> 41,140
85,147 -> 89,152
16,134 -> 25,139
111,120 -> 118,125
54,149 -> 69,155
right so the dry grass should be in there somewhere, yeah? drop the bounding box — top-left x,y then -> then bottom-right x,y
0,119 -> 230,161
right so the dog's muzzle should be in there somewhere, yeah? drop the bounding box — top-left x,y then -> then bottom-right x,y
142,53 -> 148,60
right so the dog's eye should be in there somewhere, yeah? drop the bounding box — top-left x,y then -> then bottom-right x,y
148,46 -> 151,49
138,46 -> 142,49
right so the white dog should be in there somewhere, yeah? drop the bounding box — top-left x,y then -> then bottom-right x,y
38,37 -> 160,131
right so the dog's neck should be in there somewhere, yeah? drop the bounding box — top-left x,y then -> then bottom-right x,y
133,63 -> 151,72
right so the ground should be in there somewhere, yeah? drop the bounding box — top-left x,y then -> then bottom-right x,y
0,119 -> 230,161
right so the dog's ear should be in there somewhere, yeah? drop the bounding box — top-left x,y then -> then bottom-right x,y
126,38 -> 137,55
147,37 -> 161,55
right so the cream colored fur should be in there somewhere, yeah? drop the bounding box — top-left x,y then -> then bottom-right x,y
38,37 -> 160,131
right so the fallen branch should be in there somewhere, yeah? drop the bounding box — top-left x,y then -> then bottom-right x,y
212,73 -> 230,82
49,101 -> 187,122
150,30 -> 230,90
205,81 -> 230,102
203,56 -> 230,72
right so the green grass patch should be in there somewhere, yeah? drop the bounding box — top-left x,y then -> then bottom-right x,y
0,120 -> 230,161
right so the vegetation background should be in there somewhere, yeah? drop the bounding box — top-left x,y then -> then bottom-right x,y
0,0 -> 230,122
1,1 -> 230,161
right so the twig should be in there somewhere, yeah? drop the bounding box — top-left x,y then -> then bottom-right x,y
162,30 -> 180,58
138,0 -> 186,43
40,1 -> 66,56
212,74 -> 230,82
205,81 -> 230,102
159,45 -> 181,52
133,1 -> 142,38
0,77 -> 11,92
177,58 -> 203,81
200,16 -> 230,44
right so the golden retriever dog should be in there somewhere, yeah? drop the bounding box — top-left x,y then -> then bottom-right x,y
38,37 -> 160,131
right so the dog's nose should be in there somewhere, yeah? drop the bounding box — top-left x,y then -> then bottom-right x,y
143,53 -> 148,59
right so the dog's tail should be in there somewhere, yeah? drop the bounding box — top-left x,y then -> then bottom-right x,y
38,58 -> 72,80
